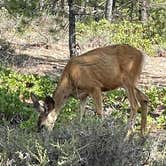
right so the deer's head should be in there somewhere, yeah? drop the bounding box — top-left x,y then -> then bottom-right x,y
31,93 -> 57,132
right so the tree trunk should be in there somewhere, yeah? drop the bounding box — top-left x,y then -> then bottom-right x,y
112,0 -> 116,11
105,0 -> 114,21
61,0 -> 65,10
68,0 -> 76,57
139,0 -> 148,23
51,0 -> 58,14
39,0 -> 45,11
130,0 -> 134,21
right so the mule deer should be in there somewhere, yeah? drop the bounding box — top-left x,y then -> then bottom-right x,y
31,44 -> 148,135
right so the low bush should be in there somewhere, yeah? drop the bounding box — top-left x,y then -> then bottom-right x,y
0,65 -> 55,128
76,19 -> 165,56
0,117 -> 165,166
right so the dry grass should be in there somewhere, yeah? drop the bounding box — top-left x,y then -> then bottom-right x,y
0,116 -> 165,166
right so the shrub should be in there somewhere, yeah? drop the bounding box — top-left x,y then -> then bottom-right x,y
76,19 -> 163,56
0,117 -> 165,166
3,0 -> 39,17
0,65 -> 55,128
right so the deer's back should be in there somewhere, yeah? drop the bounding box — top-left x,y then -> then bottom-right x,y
63,44 -> 144,91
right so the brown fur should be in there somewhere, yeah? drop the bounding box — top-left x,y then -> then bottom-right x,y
31,44 -> 148,135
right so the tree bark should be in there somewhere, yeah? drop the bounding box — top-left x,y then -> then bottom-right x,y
112,0 -> 116,11
61,0 -> 65,10
105,0 -> 114,21
68,0 -> 76,57
139,0 -> 148,23
130,0 -> 134,21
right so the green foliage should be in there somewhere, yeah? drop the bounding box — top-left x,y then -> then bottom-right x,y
144,3 -> 166,47
146,87 -> 166,124
0,65 -> 55,128
3,0 -> 39,17
58,98 -> 78,125
145,86 -> 166,109
76,19 -> 164,56
145,87 -> 166,127
0,65 -> 55,96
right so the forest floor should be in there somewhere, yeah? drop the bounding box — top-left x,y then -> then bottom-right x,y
1,42 -> 166,88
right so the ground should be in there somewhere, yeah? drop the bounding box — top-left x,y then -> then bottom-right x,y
1,42 -> 166,87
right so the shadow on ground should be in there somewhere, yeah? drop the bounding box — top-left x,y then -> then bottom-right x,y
0,39 -> 67,77
1,39 -> 166,87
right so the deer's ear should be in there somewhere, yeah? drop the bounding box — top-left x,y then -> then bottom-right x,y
44,96 -> 55,113
31,93 -> 39,107
30,93 -> 44,113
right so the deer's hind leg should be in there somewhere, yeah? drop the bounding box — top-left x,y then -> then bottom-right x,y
79,93 -> 88,122
90,87 -> 103,117
135,88 -> 149,135
123,78 -> 140,134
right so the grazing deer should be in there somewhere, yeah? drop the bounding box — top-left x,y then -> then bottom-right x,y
31,44 -> 148,135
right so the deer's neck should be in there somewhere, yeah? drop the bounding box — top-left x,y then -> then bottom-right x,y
53,76 -> 72,109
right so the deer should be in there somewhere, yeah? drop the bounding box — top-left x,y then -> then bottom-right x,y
31,44 -> 148,136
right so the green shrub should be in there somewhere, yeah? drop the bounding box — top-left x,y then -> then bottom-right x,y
3,0 -> 39,17
146,86 -> 166,110
0,65 -> 55,128
76,19 -> 164,56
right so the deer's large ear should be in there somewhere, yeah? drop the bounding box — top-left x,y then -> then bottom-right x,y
44,96 -> 55,113
30,93 -> 44,113
31,93 -> 39,107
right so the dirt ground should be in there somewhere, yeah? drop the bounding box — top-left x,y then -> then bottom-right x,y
140,56 -> 166,88
1,43 -> 165,88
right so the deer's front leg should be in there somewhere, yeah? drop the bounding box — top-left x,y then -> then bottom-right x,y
90,87 -> 103,117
